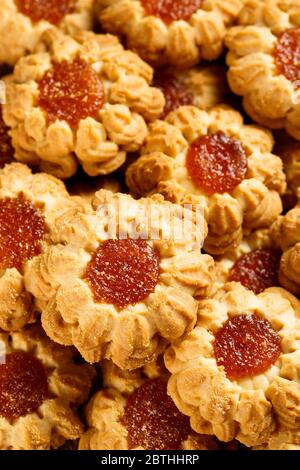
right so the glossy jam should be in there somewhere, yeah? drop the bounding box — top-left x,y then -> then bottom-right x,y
153,70 -> 194,119
38,58 -> 104,127
274,28 -> 300,84
0,107 -> 13,168
0,197 -> 47,271
186,132 -> 248,195
85,239 -> 160,309
228,249 -> 280,294
0,352 -> 48,421
213,314 -> 281,380
141,0 -> 202,24
16,0 -> 76,25
121,378 -> 191,450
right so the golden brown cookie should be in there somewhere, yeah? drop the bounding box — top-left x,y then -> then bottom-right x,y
274,131 -> 300,209
271,199 -> 300,296
96,0 -> 244,68
126,104 -> 286,255
225,0 -> 300,139
0,323 -> 95,450
0,162 -> 82,331
0,0 -> 94,66
3,28 -> 165,179
214,228 -> 281,295
153,65 -> 231,119
24,189 -> 214,369
165,282 -> 300,447
0,105 -> 14,168
79,358 -> 222,450
254,428 -> 300,450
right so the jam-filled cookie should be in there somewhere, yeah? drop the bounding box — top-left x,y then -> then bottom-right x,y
24,189 -> 214,368
0,162 -> 82,331
79,359 -> 223,450
126,104 -> 286,255
0,0 -> 94,66
165,282 -> 300,447
3,28 -> 165,179
153,65 -> 231,119
96,0 -> 244,68
0,324 -> 95,450
214,228 -> 281,295
271,199 -> 300,296
225,0 -> 300,139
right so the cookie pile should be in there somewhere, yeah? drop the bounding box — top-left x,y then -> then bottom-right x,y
0,0 -> 300,451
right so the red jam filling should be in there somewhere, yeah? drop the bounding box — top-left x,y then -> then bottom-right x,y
140,0 -> 202,24
38,58 -> 104,127
15,0 -> 76,25
85,239 -> 160,309
0,351 -> 48,421
274,29 -> 300,85
0,197 -> 47,271
186,132 -> 248,195
228,249 -> 280,294
153,70 -> 194,119
214,314 -> 281,380
121,378 -> 191,450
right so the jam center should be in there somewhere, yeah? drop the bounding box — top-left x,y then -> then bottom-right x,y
0,197 -> 48,271
274,29 -> 300,84
0,351 -> 48,421
153,70 -> 194,119
85,239 -> 160,309
140,0 -> 202,24
38,58 -> 104,127
186,132 -> 248,195
214,314 -> 281,380
15,0 -> 76,25
0,107 -> 13,168
121,378 -> 191,450
228,249 -> 280,295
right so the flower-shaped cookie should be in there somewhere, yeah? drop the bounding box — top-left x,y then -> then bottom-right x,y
225,0 -> 300,139
0,324 -> 95,450
96,0 -> 244,68
214,228 -> 281,295
3,28 -> 165,179
0,0 -> 94,66
126,104 -> 286,255
165,282 -> 300,447
153,65 -> 231,119
24,189 -> 214,369
79,358 -> 222,450
271,200 -> 300,296
0,162 -> 82,331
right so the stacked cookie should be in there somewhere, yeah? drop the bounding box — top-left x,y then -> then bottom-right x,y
0,0 -> 300,451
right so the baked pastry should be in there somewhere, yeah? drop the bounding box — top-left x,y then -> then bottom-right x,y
0,0 -> 94,66
271,199 -> 300,296
0,162 -> 83,331
67,173 -> 123,204
274,131 -> 300,209
126,104 -> 286,255
79,358 -> 222,450
0,106 -> 13,168
24,189 -> 214,369
153,65 -> 231,119
165,282 -> 300,447
214,228 -> 281,295
225,0 -> 300,139
254,429 -> 300,450
0,324 -> 95,450
3,28 -> 165,179
96,0 -> 244,68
